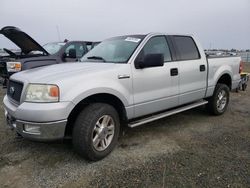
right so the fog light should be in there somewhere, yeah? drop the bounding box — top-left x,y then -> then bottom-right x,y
4,108 -> 8,118
12,123 -> 17,128
23,124 -> 41,134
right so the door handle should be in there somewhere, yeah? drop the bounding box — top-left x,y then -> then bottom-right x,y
170,68 -> 178,76
118,74 -> 130,79
200,65 -> 206,72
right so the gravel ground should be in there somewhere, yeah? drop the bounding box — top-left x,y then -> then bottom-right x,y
0,64 -> 249,188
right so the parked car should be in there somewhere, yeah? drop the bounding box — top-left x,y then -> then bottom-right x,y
3,33 -> 241,161
0,26 -> 99,86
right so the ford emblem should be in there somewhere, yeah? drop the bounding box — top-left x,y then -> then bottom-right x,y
10,86 -> 15,95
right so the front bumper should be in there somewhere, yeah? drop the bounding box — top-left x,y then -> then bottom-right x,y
3,95 -> 75,141
6,114 -> 67,141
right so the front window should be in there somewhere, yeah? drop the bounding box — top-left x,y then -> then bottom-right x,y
139,36 -> 172,62
81,35 -> 145,63
43,42 -> 65,55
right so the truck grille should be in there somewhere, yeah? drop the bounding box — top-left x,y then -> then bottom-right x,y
7,80 -> 23,103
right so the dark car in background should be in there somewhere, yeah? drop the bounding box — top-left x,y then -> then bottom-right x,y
0,26 -> 99,86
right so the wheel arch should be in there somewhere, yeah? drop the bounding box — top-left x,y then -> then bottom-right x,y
65,93 -> 128,137
216,73 -> 232,90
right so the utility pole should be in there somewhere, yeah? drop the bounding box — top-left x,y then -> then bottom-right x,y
247,52 -> 249,63
56,25 -> 61,41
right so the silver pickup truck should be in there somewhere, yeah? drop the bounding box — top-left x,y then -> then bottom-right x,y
3,33 -> 241,161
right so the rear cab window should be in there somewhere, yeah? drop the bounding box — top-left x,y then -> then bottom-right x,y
172,36 -> 200,61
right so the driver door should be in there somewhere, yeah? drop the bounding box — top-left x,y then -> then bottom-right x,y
132,36 -> 179,118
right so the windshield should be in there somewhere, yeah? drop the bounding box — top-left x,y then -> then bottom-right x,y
81,35 -> 145,63
43,42 -> 65,55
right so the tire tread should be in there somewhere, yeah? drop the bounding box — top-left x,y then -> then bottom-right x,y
72,103 -> 120,161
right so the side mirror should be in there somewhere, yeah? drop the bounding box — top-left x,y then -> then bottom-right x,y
68,49 -> 76,58
135,53 -> 164,69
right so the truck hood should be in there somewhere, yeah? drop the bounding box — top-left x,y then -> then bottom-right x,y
11,62 -> 118,83
0,26 -> 49,55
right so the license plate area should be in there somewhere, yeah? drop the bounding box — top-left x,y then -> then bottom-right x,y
5,110 -> 17,129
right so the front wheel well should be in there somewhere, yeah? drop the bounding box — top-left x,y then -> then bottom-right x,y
65,93 -> 127,137
217,74 -> 232,90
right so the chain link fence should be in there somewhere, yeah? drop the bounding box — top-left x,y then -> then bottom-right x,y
238,52 -> 250,63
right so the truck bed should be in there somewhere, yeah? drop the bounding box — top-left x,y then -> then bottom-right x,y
206,56 -> 241,97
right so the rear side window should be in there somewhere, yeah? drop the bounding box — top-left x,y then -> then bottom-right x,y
173,36 -> 200,60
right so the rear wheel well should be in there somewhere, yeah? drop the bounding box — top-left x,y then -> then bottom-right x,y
65,93 -> 127,137
217,74 -> 232,90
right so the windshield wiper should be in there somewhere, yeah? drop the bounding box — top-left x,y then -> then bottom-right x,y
87,56 -> 106,62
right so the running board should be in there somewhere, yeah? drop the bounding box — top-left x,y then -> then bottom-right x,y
128,100 -> 208,128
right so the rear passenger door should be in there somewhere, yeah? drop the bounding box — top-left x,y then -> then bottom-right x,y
171,36 -> 207,105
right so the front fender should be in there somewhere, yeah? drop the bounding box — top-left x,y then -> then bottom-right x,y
60,78 -> 133,107
72,87 -> 130,107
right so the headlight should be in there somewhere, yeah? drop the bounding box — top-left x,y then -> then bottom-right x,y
6,62 -> 22,72
25,84 -> 59,103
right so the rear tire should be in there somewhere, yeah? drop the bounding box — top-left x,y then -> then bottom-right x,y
242,84 -> 247,91
72,103 -> 120,161
207,83 -> 230,115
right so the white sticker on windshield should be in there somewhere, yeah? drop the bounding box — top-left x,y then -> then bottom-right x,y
125,37 -> 141,43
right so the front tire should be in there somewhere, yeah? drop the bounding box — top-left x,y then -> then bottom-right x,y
72,103 -> 120,161
207,83 -> 230,115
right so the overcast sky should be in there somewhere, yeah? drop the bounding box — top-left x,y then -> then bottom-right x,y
0,0 -> 249,49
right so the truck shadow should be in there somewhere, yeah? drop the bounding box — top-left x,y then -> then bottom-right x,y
1,105 -> 214,165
